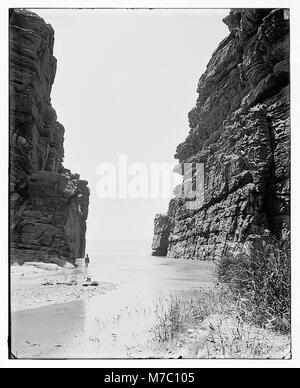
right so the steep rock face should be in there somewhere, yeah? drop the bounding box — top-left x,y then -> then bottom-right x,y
10,9 -> 89,265
152,9 -> 289,260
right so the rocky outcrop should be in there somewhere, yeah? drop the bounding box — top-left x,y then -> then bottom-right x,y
152,9 -> 290,260
10,9 -> 89,265
152,214 -> 172,256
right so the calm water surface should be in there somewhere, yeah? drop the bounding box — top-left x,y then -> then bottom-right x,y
11,252 -> 215,358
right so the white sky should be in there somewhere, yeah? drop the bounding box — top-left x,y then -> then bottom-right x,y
35,8 -> 229,242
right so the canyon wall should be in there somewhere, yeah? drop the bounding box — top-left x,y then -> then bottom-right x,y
152,9 -> 290,260
9,9 -> 89,265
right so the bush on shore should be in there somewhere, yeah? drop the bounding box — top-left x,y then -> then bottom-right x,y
216,237 -> 291,333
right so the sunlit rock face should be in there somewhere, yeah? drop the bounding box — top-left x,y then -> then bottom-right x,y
9,9 -> 89,265
152,9 -> 290,260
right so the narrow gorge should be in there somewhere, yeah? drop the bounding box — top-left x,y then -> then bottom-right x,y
152,9 -> 290,260
9,9 -> 89,265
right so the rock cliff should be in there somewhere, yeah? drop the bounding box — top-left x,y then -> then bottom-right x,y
152,9 -> 290,260
9,9 -> 89,265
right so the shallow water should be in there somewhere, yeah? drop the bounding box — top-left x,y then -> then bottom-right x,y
11,252 -> 215,358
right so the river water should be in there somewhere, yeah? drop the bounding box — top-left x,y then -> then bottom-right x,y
11,248 -> 215,359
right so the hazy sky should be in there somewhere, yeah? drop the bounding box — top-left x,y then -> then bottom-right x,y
35,8 -> 229,242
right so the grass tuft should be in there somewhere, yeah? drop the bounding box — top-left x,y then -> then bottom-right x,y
216,238 -> 291,333
149,286 -> 290,358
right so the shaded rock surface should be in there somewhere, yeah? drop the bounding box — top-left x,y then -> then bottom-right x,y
152,214 -> 172,256
10,9 -> 89,265
152,9 -> 290,260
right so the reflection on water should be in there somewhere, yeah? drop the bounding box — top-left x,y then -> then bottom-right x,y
11,253 -> 215,358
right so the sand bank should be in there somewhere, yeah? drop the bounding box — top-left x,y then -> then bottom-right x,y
11,262 -> 116,312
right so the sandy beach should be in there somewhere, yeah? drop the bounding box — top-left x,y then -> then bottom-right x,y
11,262 -> 116,312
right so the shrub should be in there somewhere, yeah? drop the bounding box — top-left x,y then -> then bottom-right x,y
217,238 -> 291,333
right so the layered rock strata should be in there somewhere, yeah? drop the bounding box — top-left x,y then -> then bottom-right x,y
10,9 -> 89,265
152,9 -> 290,260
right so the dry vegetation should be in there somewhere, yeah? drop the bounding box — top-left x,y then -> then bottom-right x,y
217,238 -> 291,333
149,239 -> 291,359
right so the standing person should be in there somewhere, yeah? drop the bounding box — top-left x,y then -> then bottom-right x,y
85,254 -> 90,268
